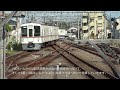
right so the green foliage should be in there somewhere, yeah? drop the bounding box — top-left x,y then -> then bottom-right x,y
58,22 -> 70,30
5,24 -> 12,32
118,43 -> 120,48
7,42 -> 13,50
12,42 -> 22,51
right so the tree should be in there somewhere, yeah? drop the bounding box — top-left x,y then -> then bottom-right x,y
5,24 -> 12,32
58,22 -> 70,30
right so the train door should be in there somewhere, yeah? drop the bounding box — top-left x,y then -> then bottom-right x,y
29,29 -> 33,37
28,25 -> 34,42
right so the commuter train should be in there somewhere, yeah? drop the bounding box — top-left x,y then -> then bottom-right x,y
20,23 -> 59,50
58,29 -> 67,39
67,27 -> 78,40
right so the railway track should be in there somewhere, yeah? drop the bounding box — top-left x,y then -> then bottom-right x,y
52,44 -> 119,79
5,44 -> 72,79
5,41 -> 120,79
62,41 -> 120,64
5,51 -> 36,72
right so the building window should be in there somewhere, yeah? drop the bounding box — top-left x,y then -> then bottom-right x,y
98,23 -> 102,26
83,23 -> 88,26
98,16 -> 102,20
83,30 -> 88,33
83,16 -> 88,18
90,18 -> 94,22
90,26 -> 94,30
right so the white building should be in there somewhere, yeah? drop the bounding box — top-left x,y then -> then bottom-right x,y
116,17 -> 120,39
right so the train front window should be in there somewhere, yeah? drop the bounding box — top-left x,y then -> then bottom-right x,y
21,26 -> 27,36
34,26 -> 40,36
29,29 -> 33,37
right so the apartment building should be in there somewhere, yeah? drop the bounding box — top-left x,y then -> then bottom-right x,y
116,17 -> 120,39
81,11 -> 109,39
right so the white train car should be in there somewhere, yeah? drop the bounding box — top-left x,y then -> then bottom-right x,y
21,23 -> 59,50
67,27 -> 77,39
58,29 -> 67,39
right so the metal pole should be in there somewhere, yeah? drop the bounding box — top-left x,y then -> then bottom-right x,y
3,25 -> 6,79
110,11 -> 112,39
61,11 -> 62,28
104,11 -> 107,39
0,21 -> 6,79
81,13 -> 83,40
0,11 -> 17,30
0,11 -> 17,79
0,11 -> 5,79
78,17 -> 80,39
16,17 -> 19,43
88,12 -> 90,39
0,27 -> 4,79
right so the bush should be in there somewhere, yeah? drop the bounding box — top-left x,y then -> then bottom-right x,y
7,42 -> 12,50
118,43 -> 120,48
12,42 -> 22,51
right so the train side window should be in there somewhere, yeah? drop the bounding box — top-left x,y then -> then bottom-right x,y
21,26 -> 27,36
34,26 -> 40,36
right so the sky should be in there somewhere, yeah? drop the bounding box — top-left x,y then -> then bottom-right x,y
4,11 -> 120,23
106,11 -> 120,18
5,11 -> 120,18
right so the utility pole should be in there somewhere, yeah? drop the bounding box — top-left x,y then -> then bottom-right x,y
88,12 -> 90,39
0,11 -> 5,79
60,11 -> 62,28
0,11 -> 17,79
16,17 -> 19,43
77,17 -> 80,39
110,11 -> 112,39
104,11 -> 107,39
80,13 -> 83,40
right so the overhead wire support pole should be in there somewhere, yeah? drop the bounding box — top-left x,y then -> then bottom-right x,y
104,11 -> 107,39
0,11 -> 17,30
0,11 -> 17,79
77,16 -> 80,40
81,12 -> 83,40
110,11 -> 112,39
88,12 -> 90,40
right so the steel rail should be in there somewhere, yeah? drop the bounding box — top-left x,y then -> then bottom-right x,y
54,44 -> 118,79
88,41 -> 120,78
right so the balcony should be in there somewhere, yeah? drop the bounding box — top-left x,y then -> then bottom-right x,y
89,13 -> 95,18
97,20 -> 103,24
90,26 -> 94,31
97,23 -> 103,27
89,21 -> 94,26
83,26 -> 88,30
83,18 -> 88,23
